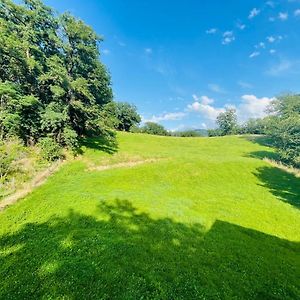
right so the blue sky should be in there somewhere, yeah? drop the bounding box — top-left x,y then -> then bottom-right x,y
44,0 -> 300,130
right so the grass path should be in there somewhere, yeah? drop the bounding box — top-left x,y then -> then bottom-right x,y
0,133 -> 299,299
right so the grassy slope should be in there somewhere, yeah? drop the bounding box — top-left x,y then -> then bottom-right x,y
0,133 -> 299,299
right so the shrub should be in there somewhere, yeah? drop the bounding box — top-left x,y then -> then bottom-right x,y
141,122 -> 169,136
38,137 -> 63,161
63,127 -> 79,152
0,138 -> 24,182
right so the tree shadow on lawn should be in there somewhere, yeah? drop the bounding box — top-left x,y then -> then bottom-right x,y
254,166 -> 300,209
80,133 -> 119,155
241,135 -> 276,148
244,136 -> 300,209
0,200 -> 299,299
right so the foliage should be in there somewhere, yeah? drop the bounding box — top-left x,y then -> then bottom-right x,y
0,138 -> 23,182
0,0 -> 113,146
267,95 -> 300,167
102,102 -> 141,132
38,137 -> 63,161
207,128 -> 224,137
0,132 -> 299,298
172,130 -> 204,137
140,122 -> 169,136
216,108 -> 238,135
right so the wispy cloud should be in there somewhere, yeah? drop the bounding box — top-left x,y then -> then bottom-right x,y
238,81 -> 253,89
266,1 -> 275,8
145,48 -> 153,54
294,9 -> 300,16
208,83 -> 226,94
236,22 -> 246,30
102,49 -> 110,55
266,35 -> 282,43
249,8 -> 260,19
249,51 -> 260,58
255,42 -> 265,49
222,31 -> 235,45
206,28 -> 217,34
269,49 -> 276,54
278,12 -> 288,21
266,59 -> 292,76
143,112 -> 187,123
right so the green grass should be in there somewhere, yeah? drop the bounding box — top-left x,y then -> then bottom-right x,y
0,132 -> 299,299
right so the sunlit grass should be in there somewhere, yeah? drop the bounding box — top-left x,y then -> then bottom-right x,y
0,132 -> 299,299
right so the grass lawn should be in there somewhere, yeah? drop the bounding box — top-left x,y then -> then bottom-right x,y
0,132 -> 299,299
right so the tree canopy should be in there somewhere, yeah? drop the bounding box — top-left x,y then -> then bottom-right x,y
0,0 -> 113,148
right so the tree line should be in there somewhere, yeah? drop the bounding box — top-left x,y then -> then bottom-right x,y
209,95 -> 300,168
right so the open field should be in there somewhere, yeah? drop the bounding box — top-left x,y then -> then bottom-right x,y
0,133 -> 299,299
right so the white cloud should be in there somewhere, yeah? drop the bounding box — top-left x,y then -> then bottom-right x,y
255,42 -> 265,49
144,112 -> 187,123
208,84 -> 226,94
267,36 -> 276,43
249,8 -> 260,19
237,22 -> 246,30
145,48 -> 153,54
266,35 -> 282,43
222,31 -> 235,45
249,51 -> 260,58
294,9 -> 300,16
206,28 -> 217,34
238,95 -> 275,121
102,49 -> 110,55
278,12 -> 288,21
266,1 -> 275,8
185,94 -> 275,125
269,49 -> 276,54
238,81 -> 253,89
188,95 -> 225,120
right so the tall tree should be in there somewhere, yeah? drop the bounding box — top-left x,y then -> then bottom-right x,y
0,0 -> 113,147
216,108 -> 238,136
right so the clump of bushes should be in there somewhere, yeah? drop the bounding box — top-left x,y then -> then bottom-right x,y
38,137 -> 63,162
0,138 -> 24,185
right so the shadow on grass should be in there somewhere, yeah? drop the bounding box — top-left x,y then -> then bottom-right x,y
254,166 -> 300,209
245,136 -> 300,209
0,200 -> 299,299
241,135 -> 275,148
80,133 -> 119,155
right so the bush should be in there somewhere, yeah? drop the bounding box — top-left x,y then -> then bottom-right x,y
0,138 -> 24,182
207,129 -> 223,137
141,122 -> 169,136
63,127 -> 79,152
38,137 -> 63,161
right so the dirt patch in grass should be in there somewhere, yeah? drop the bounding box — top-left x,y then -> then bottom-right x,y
88,158 -> 163,172
0,161 -> 63,212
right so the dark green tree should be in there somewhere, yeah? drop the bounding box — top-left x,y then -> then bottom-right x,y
216,108 -> 238,136
0,0 -> 114,152
141,122 -> 169,136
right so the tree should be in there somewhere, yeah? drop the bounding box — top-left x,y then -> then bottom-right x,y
102,102 -> 141,132
141,122 -> 169,136
0,0 -> 114,150
216,108 -> 237,136
267,95 -> 300,167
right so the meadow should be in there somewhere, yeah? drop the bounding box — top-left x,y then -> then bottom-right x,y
0,132 -> 299,299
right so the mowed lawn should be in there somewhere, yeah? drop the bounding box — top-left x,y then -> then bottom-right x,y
0,132 -> 299,299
